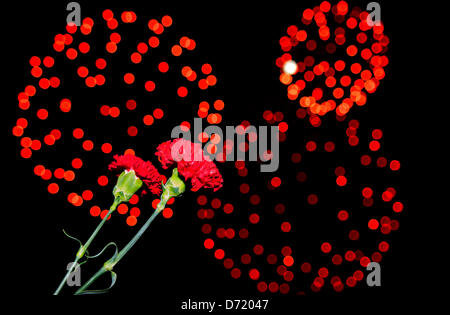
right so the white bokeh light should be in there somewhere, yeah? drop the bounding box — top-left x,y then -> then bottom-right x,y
282,60 -> 298,75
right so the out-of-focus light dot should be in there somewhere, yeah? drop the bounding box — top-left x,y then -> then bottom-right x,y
153,108 -> 164,119
127,126 -> 138,137
393,201 -> 404,213
72,158 -> 83,169
17,118 -> 28,129
79,42 -> 90,53
177,86 -> 188,97
60,98 -> 72,112
171,45 -> 182,56
82,140 -> 94,151
281,222 -> 291,232
148,36 -> 159,48
161,15 -> 172,27
73,128 -> 84,139
162,208 -> 173,218
85,76 -> 96,87
271,177 -> 281,187
34,165 -> 45,176
82,190 -> 93,201
223,258 -> 234,269
106,41 -> 117,53
278,122 -> 288,132
130,207 -> 141,217
20,137 -> 32,148
377,157 -> 387,168
96,58 -> 107,69
29,56 -> 41,67
214,249 -> 225,260
332,254 -> 343,265
99,209 -> 111,220
306,141 -> 317,151
369,140 -> 380,151
204,238 -> 214,249
231,268 -> 241,279
109,107 -> 119,118
281,246 -> 292,256
102,9 -> 113,21
48,183 -> 59,194
131,52 -> 142,63
31,139 -> 41,150
101,143 -> 112,154
382,190 -> 394,202
324,141 -> 335,152
249,213 -> 260,224
307,194 -> 318,205
241,254 -> 251,264
360,257 -> 371,268
379,241 -> 390,252
362,187 -> 373,198
361,154 -> 371,165
300,262 -> 311,273
249,269 -> 260,280
158,61 -> 169,73
201,63 -> 212,75
90,206 -> 101,217
321,242 -> 332,253
337,210 -> 349,221
98,175 -> 108,186
318,267 -> 329,278
50,130 -> 61,140
267,254 -> 277,265
107,18 -> 119,30
100,105 -> 111,116
117,204 -> 128,214
66,48 -> 78,60
42,169 -> 52,180
124,73 -> 135,84
64,170 -> 75,182
390,160 -> 401,171
54,168 -> 64,179
336,176 -> 347,186
240,183 -> 250,194
372,129 -> 383,139
349,230 -> 359,240
141,114 -> 154,126
283,60 -> 298,75
77,66 -> 89,78
239,228 -> 249,239
12,126 -> 24,137
126,216 -> 137,226
128,194 -> 139,205
37,109 -> 48,120
144,80 -> 155,92
368,219 -> 379,230
44,134 -> 56,145
124,148 -> 135,156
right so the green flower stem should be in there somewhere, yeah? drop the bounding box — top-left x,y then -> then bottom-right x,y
75,200 -> 166,295
53,196 -> 121,295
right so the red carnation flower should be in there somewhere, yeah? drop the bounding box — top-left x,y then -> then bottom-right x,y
155,139 -> 223,192
109,154 -> 162,195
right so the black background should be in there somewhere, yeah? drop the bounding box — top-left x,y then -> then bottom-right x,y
2,0 -> 433,309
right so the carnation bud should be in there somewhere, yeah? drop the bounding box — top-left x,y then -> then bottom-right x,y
113,170 -> 143,202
